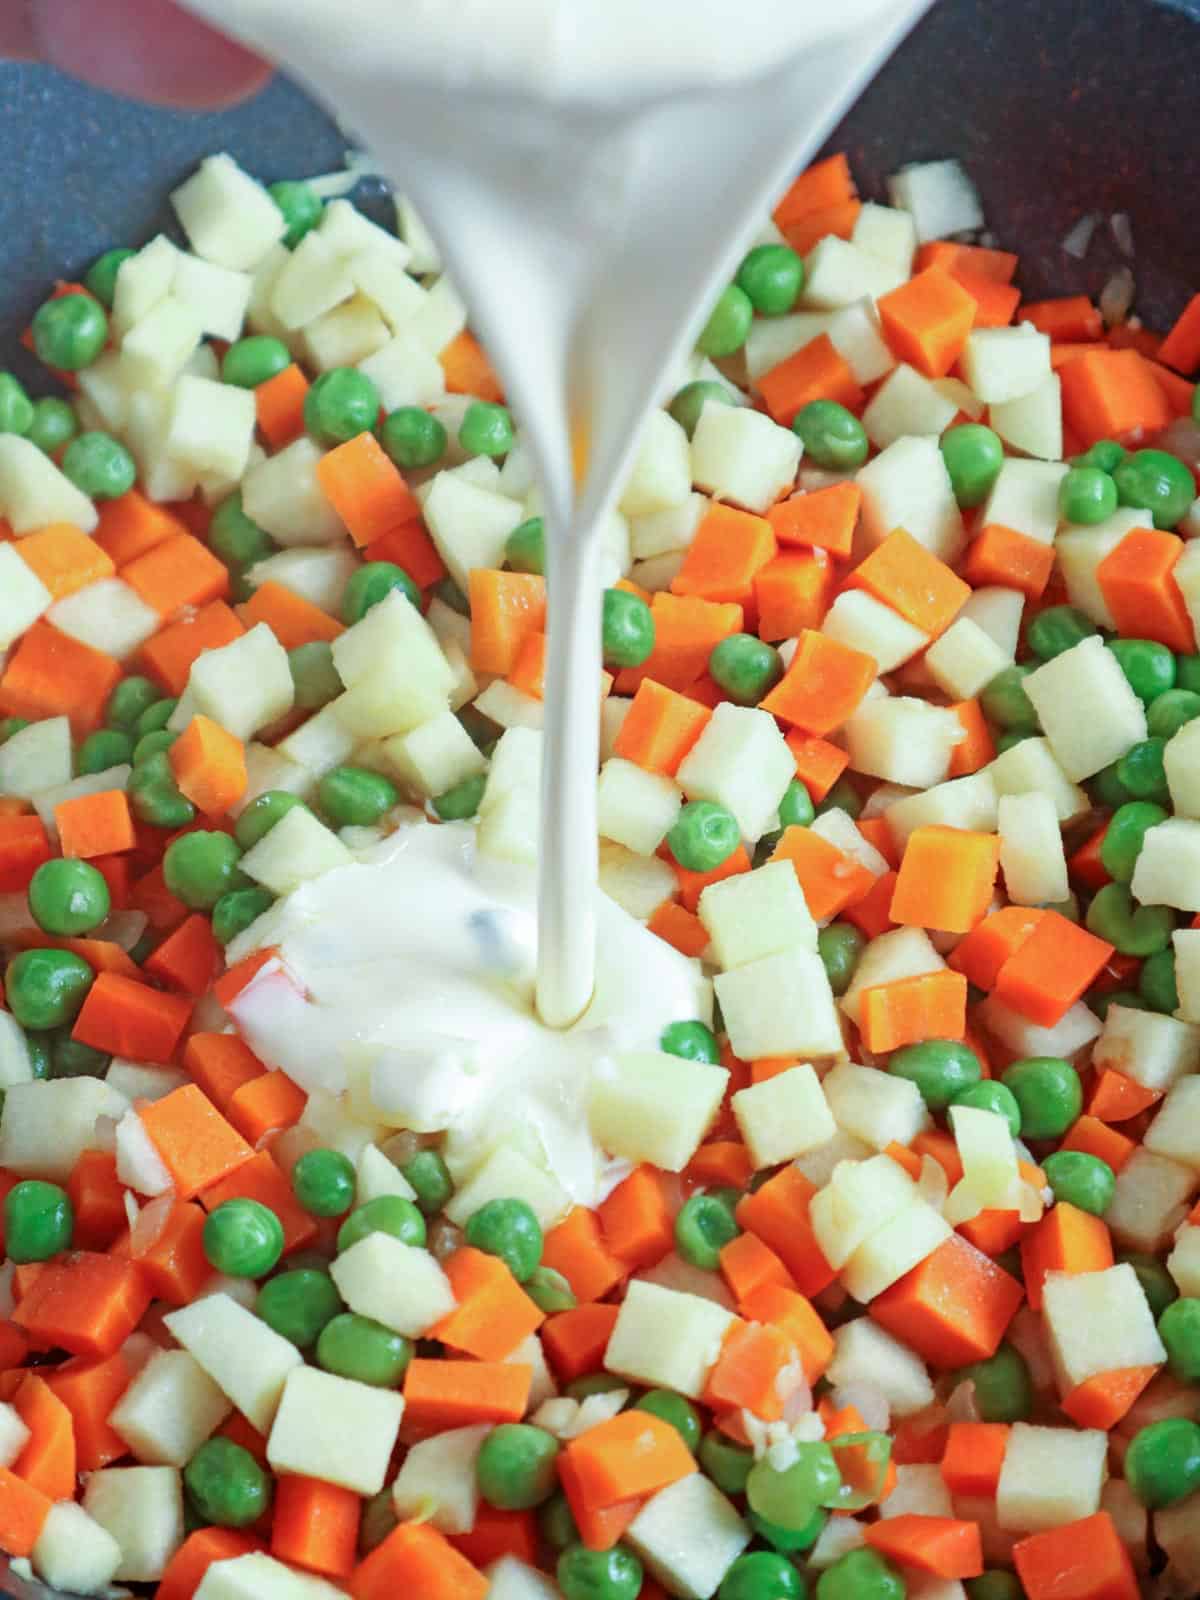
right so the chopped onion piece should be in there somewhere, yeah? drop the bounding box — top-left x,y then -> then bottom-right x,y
1110,211 -> 1135,257
1101,266 -> 1136,327
1062,212 -> 1100,259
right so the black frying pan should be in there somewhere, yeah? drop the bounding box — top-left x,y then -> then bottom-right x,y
2,0 -> 1198,1593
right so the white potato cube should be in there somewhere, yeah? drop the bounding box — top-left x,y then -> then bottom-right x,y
829,1317 -> 934,1417
444,1144 -> 569,1232
844,696 -> 963,788
0,1076 -> 126,1180
1132,818 -> 1200,912
597,840 -> 676,919
267,1366 -> 404,1496
885,773 -> 999,853
699,859 -> 817,968
242,436 -> 346,546
976,994 -> 1102,1060
194,1552 -> 346,1600
82,1466 -> 184,1582
589,1050 -> 728,1173
605,1279 -> 735,1399
811,809 -> 890,878
248,544 -> 357,615
959,585 -> 1025,657
171,251 -> 252,340
802,236 -> 905,308
162,1293 -> 302,1434
630,492 -> 708,561
473,680 -> 544,733
32,1500 -> 123,1597
423,472 -> 524,591
732,1065 -> 836,1168
359,330 -> 447,410
841,1201 -> 952,1302
925,616 -> 1011,700
888,160 -> 984,241
715,947 -> 843,1059
824,1062 -> 930,1151
987,735 -> 1089,822
1107,1148 -> 1197,1253
962,325 -> 1051,404
0,1401 -> 29,1469
1024,635 -> 1147,780
302,293 -> 390,371
268,231 -> 354,330
852,202 -> 918,275
121,295 -> 204,388
172,154 -> 284,270
810,1154 -> 919,1269
862,363 -> 958,451
485,1557 -> 562,1600
349,250 -> 425,329
997,791 -> 1069,906
746,313 -> 830,383
406,274 -> 468,355
620,410 -> 692,516
626,1473 -> 749,1600
675,704 -> 795,842
1145,1077 -> 1200,1171
1056,510 -> 1148,627
1043,1264 -> 1165,1388
1167,1227 -> 1200,1297
990,372 -> 1063,462
333,586 -> 453,714
109,1348 -> 231,1467
690,404 -> 801,513
1094,1003 -> 1200,1091
241,803 -> 353,895
882,1467 -> 955,1522
1,548 -> 54,662
840,925 -> 944,1028
112,233 -> 179,337
392,1424 -> 490,1535
795,1129 -> 876,1188
0,714 -> 72,798
996,1423 -> 1108,1532
597,758 -> 682,855
330,1232 -> 456,1337
1165,718 -> 1200,819
856,436 -> 963,563
0,433 -> 97,534
186,622 -> 293,740
383,710 -> 486,799
822,590 -> 930,672
982,459 -> 1069,545
165,375 -> 256,481
275,701 -> 357,786
49,576 -> 160,659
827,296 -> 897,386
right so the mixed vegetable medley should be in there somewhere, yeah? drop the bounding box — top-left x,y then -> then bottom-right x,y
2,143 -> 1200,1600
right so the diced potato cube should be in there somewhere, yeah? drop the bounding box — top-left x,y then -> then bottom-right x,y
1107,1148 -> 1197,1253
888,160 -> 984,241
382,710 -> 486,799
822,590 -> 930,673
1043,1264 -> 1165,1388
626,1473 -> 750,1600
331,588 -> 455,734
862,363 -> 957,451
982,459 -> 1069,544
852,202 -> 918,275
349,249 -> 426,329
121,296 -> 204,388
171,251 -> 252,341
186,622 -> 293,740
112,233 -> 179,337
589,1050 -> 728,1173
0,544 -> 51,649
690,404 -> 801,513
675,704 -> 795,842
699,859 -> 818,968
823,1062 -> 930,1151
1024,635 -> 1147,780
1144,1077 -> 1200,1171
732,1064 -> 836,1168
960,585 -> 1025,657
242,436 -> 346,546
881,1467 -> 954,1521
485,1557 -> 562,1600
811,1154 -> 919,1269
0,433 -> 97,534
1056,510 -> 1147,627
330,1232 -> 456,1337
302,293 -> 390,371
597,841 -> 676,919
473,680 -> 544,732
990,371 -> 1063,461
840,925 -> 944,1028
0,715 -> 72,799
318,199 -> 410,263
269,231 -> 355,330
358,330 -> 447,410
597,758 -> 682,856
165,374 -> 256,481
715,948 -> 843,1060
109,1348 -> 231,1467
49,577 -> 160,659
391,1424 -> 490,1534
986,735 -> 1089,822
1132,817 -> 1200,912
163,1294 -> 302,1434
630,492 -> 708,560
925,616 -> 1011,700
885,772 -> 999,851
997,791 -> 1069,906
172,154 -> 285,270
0,1076 -> 126,1180
605,1279 -> 736,1400
1165,718 -> 1200,819
620,410 -> 692,516
844,696 -> 963,787
856,436 -> 963,564
194,1552 -> 347,1600
995,1423 -> 1107,1532
745,313 -> 829,383
241,804 -> 353,895
975,995 -> 1102,1060
274,702 -> 357,785
0,1400 -> 29,1468
406,274 -> 468,355
445,1143 -> 570,1231
962,325 -> 1051,404
1093,1004 -> 1200,1091
802,236 -> 905,308
811,808 -> 890,877
826,296 -> 897,386
32,1500 -> 123,1597
1167,1226 -> 1200,1297
840,1201 -> 951,1302
423,471 -> 524,591
267,1366 -> 404,1495
828,1316 -> 934,1416
81,1465 -> 184,1582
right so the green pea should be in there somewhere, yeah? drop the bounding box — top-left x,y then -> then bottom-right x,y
107,675 -> 160,732
1114,448 -> 1196,530
539,1491 -> 579,1551
465,1196 -> 543,1282
557,1543 -> 642,1600
748,1444 -> 841,1529
234,790 -> 306,851
31,292 -> 108,371
1089,987 -> 1146,1022
0,718 -> 29,744
359,1487 -> 399,1555
1116,737 -> 1169,804
1119,1252 -> 1180,1322
816,776 -> 862,819
633,1390 -> 701,1452
285,642 -> 340,712
668,380 -> 736,438
792,400 -> 869,471
222,335 -> 291,389
698,284 -> 754,358
256,1267 -> 343,1348
1073,439 -> 1127,474
203,1198 -> 284,1278
736,244 -> 805,316
939,422 -> 1004,508
1086,882 -> 1174,958
675,1192 -> 739,1271
505,516 -> 545,576
210,493 -> 276,570
699,1429 -> 754,1495
77,728 -> 134,774
525,1265 -> 577,1313
319,765 -> 398,827
378,405 -> 448,472
27,858 -> 110,938
268,179 -> 323,247
751,1507 -> 827,1554
304,367 -> 380,446
1108,637 -> 1177,704
459,401 -> 514,458
667,800 -> 740,873
342,560 -> 420,623
476,1423 -> 560,1510
1124,1417 -> 1200,1507
993,730 -> 1031,755
1000,1056 -> 1082,1140
980,664 -> 1039,732
1181,654 -> 1200,694
1140,946 -> 1180,1013
660,1019 -> 721,1064
401,1149 -> 454,1214
719,1552 -> 805,1600
1158,1297 -> 1200,1382
212,887 -> 275,946
954,1342 -> 1032,1423
1089,760 -> 1133,811
778,779 -> 815,830
3,1179 -> 73,1263
888,1038 -> 981,1110
62,431 -> 136,500
709,633 -> 783,705
135,697 -> 179,738
84,247 -> 136,309
1059,464 -> 1118,525
129,773 -> 195,830
966,1575 -> 1023,1600
950,1079 -> 1022,1138
1147,687 -> 1200,740
432,773 -> 487,822
1026,604 -> 1099,662
1101,801 -> 1169,884
337,1194 -> 426,1253
51,1035 -> 110,1079
316,1311 -> 412,1387
0,372 -> 34,436
1042,1149 -> 1115,1215
292,1148 -> 357,1217
25,1032 -> 52,1080
602,588 -> 655,670
163,831 -> 248,911
817,922 -> 865,998
184,1437 -> 272,1528
27,396 -> 78,453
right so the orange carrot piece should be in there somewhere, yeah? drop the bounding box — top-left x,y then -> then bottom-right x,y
95,490 -> 186,566
1096,528 -> 1195,653
740,1282 -> 834,1385
364,517 -> 447,590
768,482 -> 861,558
963,523 -> 1056,600
541,1303 -> 621,1383
439,329 -> 504,401
540,1206 -> 627,1304
646,899 -> 710,958
448,1507 -> 537,1571
138,1084 -> 254,1202
54,788 -> 136,859
129,1199 -> 213,1306
786,732 -> 849,803
891,826 -> 1001,934
885,1141 -> 924,1181
0,620 -> 122,735
402,1359 -> 532,1432
1145,355 -> 1196,419
350,1520 -> 488,1600
612,679 -> 712,775
915,242 -> 1018,283
892,1412 -> 950,1466
671,842 -> 752,912
211,945 -> 278,1009
940,1421 -> 1009,1498
565,1410 -> 696,1508
238,580 -> 344,648
615,592 -> 744,695
1088,1068 -> 1162,1124
66,1150 -> 126,1251
952,268 -> 1020,329
759,334 -> 863,425
0,814 -> 53,892
315,431 -> 420,547
140,599 -> 246,695
670,504 -> 778,608
43,1353 -> 129,1470
872,1235 -> 1023,1368
1061,1115 -> 1136,1172
1155,291 -> 1200,374
16,522 -> 115,599
433,1247 -> 544,1361
0,1467 -> 51,1558
198,1149 -> 316,1255
169,715 -> 247,816
689,1140 -> 753,1190
1059,346 -> 1171,446
878,269 -> 976,378
865,1516 -> 983,1581
182,1031 -> 267,1110
948,698 -> 997,777
948,905 -> 1046,990
72,972 -> 193,1062
779,201 -> 862,257
12,1373 -> 76,1501
271,1475 -> 361,1580
556,1449 -> 642,1553
226,1069 -> 308,1146
753,549 -> 835,641
856,814 -> 899,868
1020,296 -> 1104,342
849,527 -> 970,637
991,910 -> 1114,1026
718,1231 -> 796,1307
156,1528 -> 263,1600
217,1411 -> 269,1464
598,1165 -> 674,1270
759,629 -> 876,734
1020,1202 -> 1113,1311
1012,1512 -> 1138,1600
123,533 -> 229,618
735,1165 -> 834,1299
468,569 -> 547,675
143,912 -> 221,998
912,1129 -> 965,1187
769,825 -> 876,920
859,969 -> 969,1054
773,153 -> 856,228
1061,1366 -> 1158,1431
702,1319 -> 794,1420
13,1251 -> 152,1360
255,363 -> 310,449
